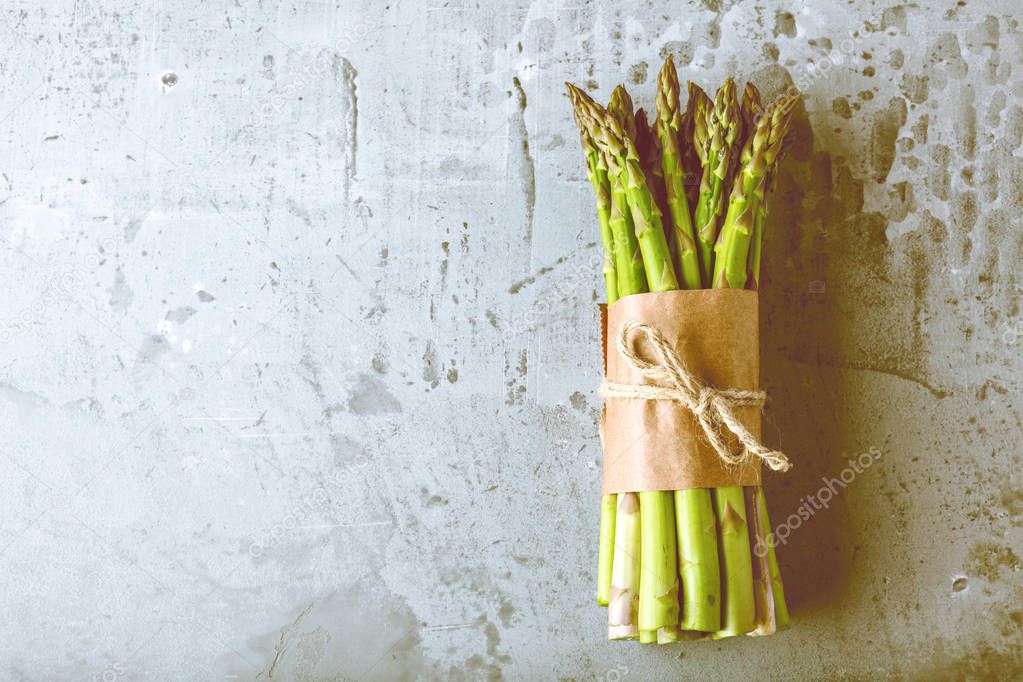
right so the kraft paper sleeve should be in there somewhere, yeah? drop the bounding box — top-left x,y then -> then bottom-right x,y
599,289 -> 762,494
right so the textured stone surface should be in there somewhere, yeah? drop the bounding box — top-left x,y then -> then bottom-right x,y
1,0 -> 1021,679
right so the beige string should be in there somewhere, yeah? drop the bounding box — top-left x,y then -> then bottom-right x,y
599,319 -> 791,472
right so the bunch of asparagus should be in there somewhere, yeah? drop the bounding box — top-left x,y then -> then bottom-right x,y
568,55 -> 797,643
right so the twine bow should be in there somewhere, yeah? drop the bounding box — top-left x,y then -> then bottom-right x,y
599,319 -> 791,472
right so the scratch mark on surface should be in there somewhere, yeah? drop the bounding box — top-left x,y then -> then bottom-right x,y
298,521 -> 392,529
421,622 -> 477,632
333,54 -> 359,200
334,254 -> 362,282
265,601 -> 315,679
510,76 -> 534,248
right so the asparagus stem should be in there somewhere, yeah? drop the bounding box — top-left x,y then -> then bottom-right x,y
599,93 -> 686,640
569,84 -> 648,296
705,93 -> 797,639
737,87 -> 792,633
655,60 -> 721,634
740,83 -> 765,290
675,488 -> 721,631
656,57 -> 701,290
746,485 -> 775,634
705,100 -> 776,637
567,84 -> 622,609
756,486 -> 790,629
574,115 -> 618,302
637,491 -> 680,637
569,84 -> 662,636
597,492 -> 617,606
608,165 -> 648,295
713,93 -> 798,289
740,82 -> 763,137
608,492 -> 641,639
608,85 -> 638,142
715,191 -> 756,290
567,84 -> 644,297
747,195 -> 765,290
682,82 -> 710,212
601,85 -> 675,290
597,90 -> 679,293
587,151 -> 617,302
694,79 -> 741,287
744,86 -> 793,291
634,108 -> 677,282
712,486 -> 756,638
665,77 -> 729,635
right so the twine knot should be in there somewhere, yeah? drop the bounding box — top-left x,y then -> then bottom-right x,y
692,388 -> 715,418
599,319 -> 791,472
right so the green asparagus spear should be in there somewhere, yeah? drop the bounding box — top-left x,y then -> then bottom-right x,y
597,492 -> 617,607
566,84 -> 622,608
656,66 -> 722,634
585,87 -> 683,640
568,84 -> 647,296
742,94 -> 793,631
634,109 -> 678,280
746,89 -> 794,289
712,486 -> 756,637
708,92 -> 798,639
713,93 -> 798,289
656,57 -> 701,290
740,82 -> 763,137
675,487 -> 721,631
568,95 -> 618,304
567,83 -> 650,635
694,78 -> 741,287
595,93 -> 679,292
637,490 -> 681,640
608,85 -> 637,143
746,485 -> 772,633
739,82 -> 765,289
608,492 -> 641,639
604,87 -> 659,293
683,82 -> 710,210
756,486 -> 790,629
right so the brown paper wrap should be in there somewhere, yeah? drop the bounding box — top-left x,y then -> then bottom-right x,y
599,289 -> 762,494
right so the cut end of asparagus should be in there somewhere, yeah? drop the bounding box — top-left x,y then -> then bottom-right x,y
597,493 -> 617,606
657,625 -> 682,644
609,624 -> 640,640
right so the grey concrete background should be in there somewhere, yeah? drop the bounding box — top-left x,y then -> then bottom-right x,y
0,0 -> 1020,679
